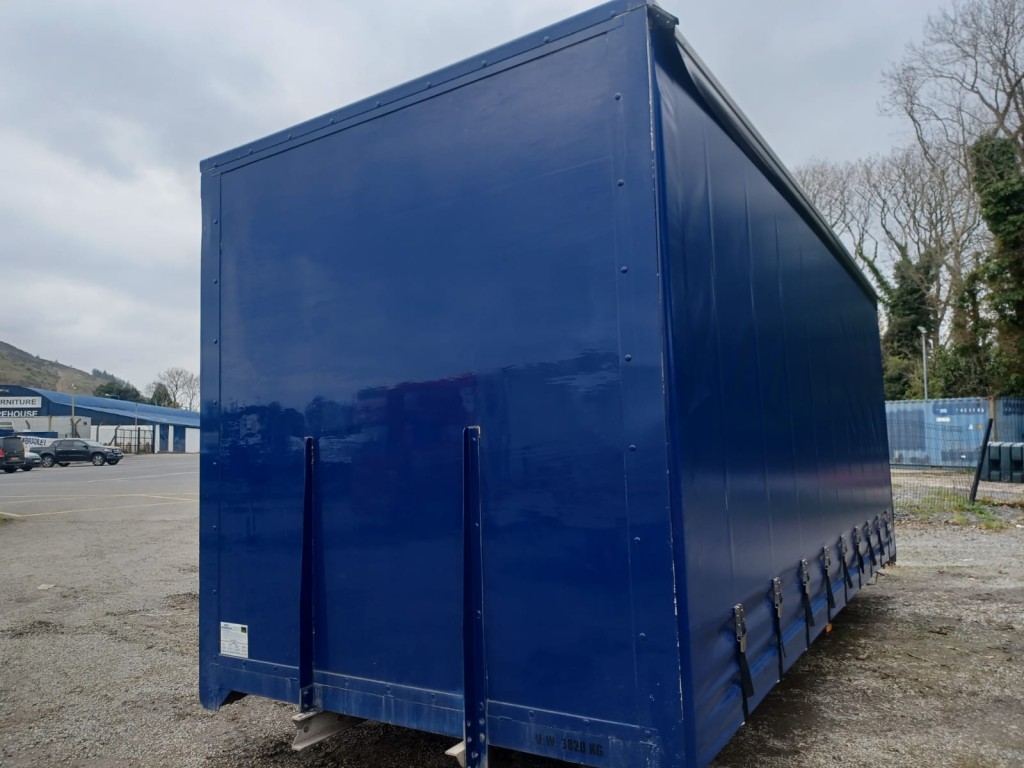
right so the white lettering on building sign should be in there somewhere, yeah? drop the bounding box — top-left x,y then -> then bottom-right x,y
0,410 -> 39,418
0,397 -> 42,408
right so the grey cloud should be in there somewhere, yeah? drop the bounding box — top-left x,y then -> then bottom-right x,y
0,0 -> 948,388
1,209 -> 196,299
0,2 -> 272,178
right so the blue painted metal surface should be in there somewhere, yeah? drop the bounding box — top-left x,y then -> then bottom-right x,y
199,4 -> 894,767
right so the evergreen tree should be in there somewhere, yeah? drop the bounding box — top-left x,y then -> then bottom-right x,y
881,253 -> 938,360
94,378 -> 145,403
882,355 -> 923,400
149,383 -> 177,408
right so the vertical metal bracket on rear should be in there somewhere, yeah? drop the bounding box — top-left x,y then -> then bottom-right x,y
298,436 -> 317,712
462,427 -> 488,768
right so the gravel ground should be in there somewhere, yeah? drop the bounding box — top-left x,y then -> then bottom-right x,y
1,457 -> 1022,767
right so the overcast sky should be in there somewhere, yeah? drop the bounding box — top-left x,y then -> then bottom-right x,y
0,0 -> 946,389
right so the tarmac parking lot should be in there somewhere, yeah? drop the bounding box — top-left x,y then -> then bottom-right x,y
1,456 -> 1022,767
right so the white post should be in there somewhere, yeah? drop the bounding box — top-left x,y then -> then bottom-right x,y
918,325 -> 929,401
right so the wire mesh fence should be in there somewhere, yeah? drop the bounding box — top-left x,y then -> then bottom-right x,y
888,417 -> 985,515
887,415 -> 1024,516
890,466 -> 974,516
886,398 -> 1024,516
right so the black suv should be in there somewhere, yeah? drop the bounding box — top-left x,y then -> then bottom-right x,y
1,436 -> 27,473
35,439 -> 124,468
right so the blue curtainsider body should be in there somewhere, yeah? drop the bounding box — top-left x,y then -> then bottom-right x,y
198,3 -> 895,766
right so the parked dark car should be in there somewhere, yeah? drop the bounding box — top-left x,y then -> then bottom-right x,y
35,439 -> 123,468
22,451 -> 42,471
0,435 -> 27,473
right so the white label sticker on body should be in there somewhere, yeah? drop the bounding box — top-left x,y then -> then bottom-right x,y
220,622 -> 249,658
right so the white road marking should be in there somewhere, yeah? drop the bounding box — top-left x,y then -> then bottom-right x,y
96,471 -> 199,482
0,493 -> 197,505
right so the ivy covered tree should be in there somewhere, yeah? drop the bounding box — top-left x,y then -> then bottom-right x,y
930,270 -> 998,396
970,135 -> 1024,394
882,253 -> 938,359
880,252 -> 939,398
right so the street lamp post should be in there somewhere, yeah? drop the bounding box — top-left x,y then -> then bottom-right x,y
917,326 -> 929,401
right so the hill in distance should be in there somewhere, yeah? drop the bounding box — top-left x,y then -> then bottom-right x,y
0,339 -> 115,394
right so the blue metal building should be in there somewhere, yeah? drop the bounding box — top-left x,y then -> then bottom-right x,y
0,384 -> 198,452
199,3 -> 894,767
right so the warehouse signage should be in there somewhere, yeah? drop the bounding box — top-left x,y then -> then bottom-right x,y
0,397 -> 41,408
0,396 -> 42,418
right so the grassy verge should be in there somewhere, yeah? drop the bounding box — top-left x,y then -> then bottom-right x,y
898,493 -> 1011,530
951,505 -> 1009,530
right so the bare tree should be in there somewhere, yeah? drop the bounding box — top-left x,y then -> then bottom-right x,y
883,0 -> 1024,160
795,145 -> 984,344
794,159 -> 889,299
156,367 -> 199,411
868,146 -> 984,343
795,0 -> 1024,395
179,371 -> 200,412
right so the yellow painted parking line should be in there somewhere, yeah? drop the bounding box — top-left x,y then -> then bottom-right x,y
1,499 -> 196,518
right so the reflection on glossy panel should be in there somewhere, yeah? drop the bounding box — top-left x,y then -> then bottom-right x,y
200,3 -> 893,767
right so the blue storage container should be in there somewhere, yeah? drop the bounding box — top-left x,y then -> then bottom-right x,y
885,398 -> 989,467
884,397 -> 1024,468
994,398 -> 1024,442
199,3 -> 894,766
